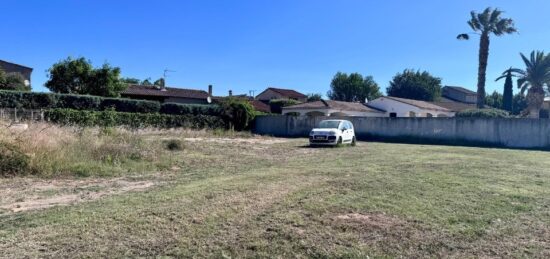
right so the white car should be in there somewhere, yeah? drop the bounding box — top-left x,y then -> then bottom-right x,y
309,120 -> 356,146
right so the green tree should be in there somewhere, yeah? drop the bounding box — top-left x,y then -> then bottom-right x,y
121,77 -> 141,84
495,68 -> 515,112
45,57 -> 127,97
306,93 -> 322,102
154,78 -> 165,87
327,72 -> 381,102
141,78 -> 153,85
45,57 -> 93,94
512,93 -> 528,115
510,51 -> 550,117
220,98 -> 256,131
386,69 -> 442,101
0,70 -> 30,91
485,91 -> 503,109
458,7 -> 517,108
85,63 -> 127,97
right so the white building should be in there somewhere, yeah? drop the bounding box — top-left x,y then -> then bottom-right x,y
367,96 -> 455,117
282,100 -> 385,117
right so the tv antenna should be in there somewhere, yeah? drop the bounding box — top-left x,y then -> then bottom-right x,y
163,69 -> 175,84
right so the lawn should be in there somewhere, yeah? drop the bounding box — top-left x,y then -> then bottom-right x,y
0,130 -> 549,258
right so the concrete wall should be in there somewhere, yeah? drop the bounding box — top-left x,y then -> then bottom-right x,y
253,115 -> 550,149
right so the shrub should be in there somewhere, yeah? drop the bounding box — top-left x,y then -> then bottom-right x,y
160,103 -> 223,116
99,97 -> 160,113
45,108 -> 226,129
456,108 -> 511,118
219,98 -> 256,131
0,142 -> 31,177
164,139 -> 184,151
56,94 -> 101,110
269,99 -> 301,114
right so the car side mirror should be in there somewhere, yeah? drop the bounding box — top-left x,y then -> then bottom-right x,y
341,128 -> 346,132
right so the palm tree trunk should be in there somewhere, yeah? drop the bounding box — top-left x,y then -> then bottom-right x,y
526,86 -> 545,118
476,32 -> 490,109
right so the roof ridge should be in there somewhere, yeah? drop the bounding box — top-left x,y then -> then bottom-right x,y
0,60 -> 33,70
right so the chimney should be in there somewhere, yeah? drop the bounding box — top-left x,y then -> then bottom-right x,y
208,85 -> 213,96
229,90 -> 233,97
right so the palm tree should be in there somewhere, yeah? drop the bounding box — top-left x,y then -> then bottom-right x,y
495,67 -> 517,112
458,7 -> 517,109
509,51 -> 550,118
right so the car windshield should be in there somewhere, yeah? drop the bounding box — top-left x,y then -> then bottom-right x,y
318,121 -> 341,129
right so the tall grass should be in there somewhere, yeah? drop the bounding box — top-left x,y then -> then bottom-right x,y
0,123 -> 173,177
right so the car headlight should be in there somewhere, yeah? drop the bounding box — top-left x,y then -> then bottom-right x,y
309,131 -> 314,136
328,131 -> 336,136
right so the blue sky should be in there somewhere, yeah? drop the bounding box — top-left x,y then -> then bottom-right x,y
2,0 -> 549,97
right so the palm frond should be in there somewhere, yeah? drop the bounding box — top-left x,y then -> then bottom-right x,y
457,34 -> 470,40
468,11 -> 481,31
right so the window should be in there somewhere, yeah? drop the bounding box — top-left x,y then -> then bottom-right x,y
409,111 -> 416,117
389,112 -> 397,118
426,113 -> 433,118
318,120 -> 341,129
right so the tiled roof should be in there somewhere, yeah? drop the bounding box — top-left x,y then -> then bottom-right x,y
283,100 -> 385,113
383,96 -> 450,112
122,85 -> 209,99
443,86 -> 477,95
250,100 -> 271,113
431,97 -> 477,112
264,87 -> 307,99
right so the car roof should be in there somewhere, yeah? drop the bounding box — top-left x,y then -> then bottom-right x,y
320,119 -> 350,123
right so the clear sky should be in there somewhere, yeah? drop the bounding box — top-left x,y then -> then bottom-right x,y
2,0 -> 549,97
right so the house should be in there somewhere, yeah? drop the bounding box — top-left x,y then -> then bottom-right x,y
282,100 -> 385,117
442,86 -> 477,104
250,100 -> 271,113
256,87 -> 307,103
367,96 -> 454,117
121,84 -> 212,104
0,60 -> 33,87
431,98 -> 477,112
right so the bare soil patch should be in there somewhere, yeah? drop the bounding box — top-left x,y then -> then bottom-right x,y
183,137 -> 288,145
0,177 -> 158,214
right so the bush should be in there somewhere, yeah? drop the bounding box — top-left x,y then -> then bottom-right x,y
45,108 -> 226,129
0,142 -> 31,177
100,97 -> 160,113
164,139 -> 184,151
160,103 -> 223,116
456,108 -> 511,118
56,94 -> 101,110
220,98 -> 256,131
269,99 -> 301,114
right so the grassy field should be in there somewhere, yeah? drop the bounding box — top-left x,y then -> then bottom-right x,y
1,127 -> 549,257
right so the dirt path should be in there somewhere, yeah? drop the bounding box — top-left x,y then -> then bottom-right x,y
0,177 -> 161,214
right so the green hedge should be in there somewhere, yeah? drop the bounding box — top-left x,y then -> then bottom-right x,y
160,102 -> 223,116
45,108 -> 225,129
456,108 -> 510,118
0,90 -> 224,116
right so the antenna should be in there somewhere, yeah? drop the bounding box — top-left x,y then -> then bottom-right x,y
163,69 -> 175,86
249,90 -> 257,98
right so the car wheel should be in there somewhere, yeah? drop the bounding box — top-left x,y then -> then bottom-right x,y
351,136 -> 356,146
336,137 -> 343,147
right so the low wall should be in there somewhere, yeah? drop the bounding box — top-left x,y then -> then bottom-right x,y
253,115 -> 550,149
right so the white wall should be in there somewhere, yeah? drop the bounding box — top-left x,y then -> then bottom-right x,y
254,115 -> 550,149
367,97 -> 455,117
